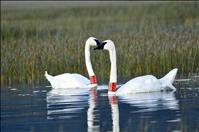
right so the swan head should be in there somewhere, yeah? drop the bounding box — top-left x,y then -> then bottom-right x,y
94,40 -> 115,51
86,37 -> 102,46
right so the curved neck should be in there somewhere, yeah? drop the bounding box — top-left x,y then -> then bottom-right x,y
109,49 -> 117,82
108,47 -> 117,92
85,42 -> 95,80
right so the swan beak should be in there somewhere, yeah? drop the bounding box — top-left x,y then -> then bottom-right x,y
94,42 -> 107,50
94,39 -> 103,50
94,39 -> 101,46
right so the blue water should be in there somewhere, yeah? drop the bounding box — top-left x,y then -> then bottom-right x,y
1,79 -> 199,132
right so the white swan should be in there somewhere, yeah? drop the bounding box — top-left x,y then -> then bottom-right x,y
94,40 -> 178,95
45,37 -> 100,88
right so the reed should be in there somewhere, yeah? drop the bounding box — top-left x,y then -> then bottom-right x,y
1,2 -> 199,85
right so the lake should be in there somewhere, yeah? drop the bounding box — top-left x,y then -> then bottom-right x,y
1,78 -> 199,132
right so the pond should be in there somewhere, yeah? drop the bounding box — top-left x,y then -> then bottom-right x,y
1,78 -> 199,132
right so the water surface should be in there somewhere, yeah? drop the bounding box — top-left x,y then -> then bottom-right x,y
1,79 -> 199,132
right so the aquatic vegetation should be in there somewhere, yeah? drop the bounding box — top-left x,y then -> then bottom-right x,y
1,2 -> 199,85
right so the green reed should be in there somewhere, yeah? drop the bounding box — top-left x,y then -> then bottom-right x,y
1,2 -> 199,85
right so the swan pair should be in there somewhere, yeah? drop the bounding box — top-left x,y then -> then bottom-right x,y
45,37 -> 178,95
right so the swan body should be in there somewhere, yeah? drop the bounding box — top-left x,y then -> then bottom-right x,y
45,71 -> 90,88
45,37 -> 99,89
94,40 -> 178,94
117,75 -> 161,94
117,68 -> 178,95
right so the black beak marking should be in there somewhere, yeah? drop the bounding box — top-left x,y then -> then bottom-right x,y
94,39 -> 101,46
93,38 -> 107,50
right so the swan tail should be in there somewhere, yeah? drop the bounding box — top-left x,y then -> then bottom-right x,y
159,68 -> 178,90
45,71 -> 54,82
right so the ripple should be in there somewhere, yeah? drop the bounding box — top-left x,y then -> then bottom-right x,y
10,88 -> 17,91
167,118 -> 181,123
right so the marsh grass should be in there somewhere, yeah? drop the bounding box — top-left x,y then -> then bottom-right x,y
1,2 -> 199,85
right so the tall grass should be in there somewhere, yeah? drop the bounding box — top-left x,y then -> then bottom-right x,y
1,2 -> 199,85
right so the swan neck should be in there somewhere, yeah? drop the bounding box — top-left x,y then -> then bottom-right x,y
85,42 -> 95,77
108,48 -> 117,91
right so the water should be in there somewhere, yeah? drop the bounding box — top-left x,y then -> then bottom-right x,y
1,79 -> 199,132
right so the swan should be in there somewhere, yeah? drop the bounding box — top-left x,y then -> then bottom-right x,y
45,37 -> 100,88
94,40 -> 178,95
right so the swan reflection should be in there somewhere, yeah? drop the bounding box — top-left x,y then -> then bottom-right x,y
46,88 -> 89,120
87,86 -> 120,132
108,95 -> 120,132
118,91 -> 179,112
46,86 -> 178,131
87,88 -> 100,132
107,91 -> 179,132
